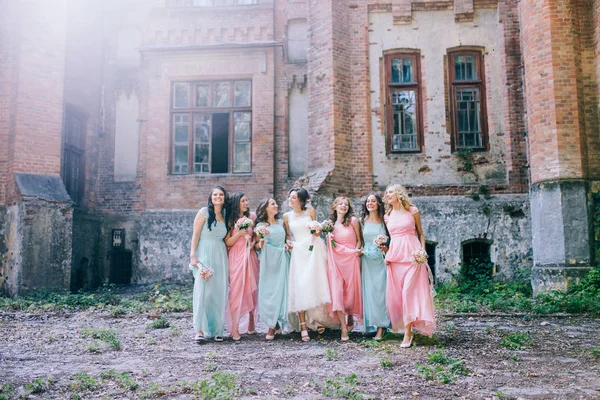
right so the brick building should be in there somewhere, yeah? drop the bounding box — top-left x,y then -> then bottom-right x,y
1,0 -> 598,295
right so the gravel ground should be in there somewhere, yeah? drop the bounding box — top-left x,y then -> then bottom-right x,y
1,310 -> 599,399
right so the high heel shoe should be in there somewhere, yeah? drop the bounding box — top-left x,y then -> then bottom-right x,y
400,334 -> 413,348
317,326 -> 325,335
300,322 -> 310,342
265,328 -> 276,341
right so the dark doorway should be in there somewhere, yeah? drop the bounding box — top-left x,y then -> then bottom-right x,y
425,242 -> 437,282
109,249 -> 133,284
211,113 -> 229,173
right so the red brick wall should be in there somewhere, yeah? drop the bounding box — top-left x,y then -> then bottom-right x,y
520,0 -> 587,184
498,0 -> 528,192
1,0 -> 67,205
273,0 -> 309,201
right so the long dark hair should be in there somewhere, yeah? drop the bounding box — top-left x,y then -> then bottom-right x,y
207,186 -> 228,231
289,187 -> 309,211
329,196 -> 354,227
256,198 -> 280,225
227,192 -> 249,230
361,192 -> 386,228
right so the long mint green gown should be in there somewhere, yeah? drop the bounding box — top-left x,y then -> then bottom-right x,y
257,220 -> 290,329
361,222 -> 391,332
190,207 -> 229,338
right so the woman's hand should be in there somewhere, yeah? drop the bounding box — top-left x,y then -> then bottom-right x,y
313,231 -> 321,237
355,247 -> 363,257
285,240 -> 294,251
256,238 -> 265,250
380,245 -> 389,253
190,255 -> 199,267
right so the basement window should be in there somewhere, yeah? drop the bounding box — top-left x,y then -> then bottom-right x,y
171,80 -> 252,174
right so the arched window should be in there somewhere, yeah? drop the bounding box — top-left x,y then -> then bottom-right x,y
461,239 -> 493,280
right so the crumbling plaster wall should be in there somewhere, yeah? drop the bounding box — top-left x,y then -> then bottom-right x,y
369,9 -> 507,187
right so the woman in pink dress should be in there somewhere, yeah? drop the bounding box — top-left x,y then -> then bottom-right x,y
225,192 -> 259,341
326,196 -> 363,341
384,184 -> 436,347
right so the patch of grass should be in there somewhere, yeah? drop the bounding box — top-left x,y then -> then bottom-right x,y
70,371 -> 99,392
100,369 -> 139,391
0,382 -> 15,400
151,316 -> 170,329
80,326 -> 121,350
436,263 -> 600,316
190,372 -> 240,400
416,349 -> 470,384
87,341 -> 102,353
25,376 -> 56,394
380,358 -> 393,368
325,348 -> 338,361
500,332 -> 533,350
170,325 -> 182,336
322,374 -> 365,400
591,347 -> 600,360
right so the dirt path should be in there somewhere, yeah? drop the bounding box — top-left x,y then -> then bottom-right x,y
1,310 -> 599,399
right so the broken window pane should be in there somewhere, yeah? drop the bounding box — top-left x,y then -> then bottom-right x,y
233,143 -> 251,173
214,81 -> 231,107
195,84 -> 210,107
454,55 -> 478,81
234,112 -> 251,141
234,81 -> 251,107
173,83 -> 190,108
391,58 -> 414,83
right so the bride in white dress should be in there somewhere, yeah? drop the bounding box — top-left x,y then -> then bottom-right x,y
284,188 -> 337,341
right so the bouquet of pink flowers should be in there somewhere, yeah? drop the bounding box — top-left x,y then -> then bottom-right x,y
321,219 -> 336,248
198,266 -> 214,281
373,234 -> 389,252
235,217 -> 254,231
306,221 -> 323,251
255,225 -> 270,239
411,248 -> 428,265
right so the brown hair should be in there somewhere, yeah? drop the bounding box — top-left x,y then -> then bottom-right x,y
255,198 -> 280,225
329,196 -> 354,227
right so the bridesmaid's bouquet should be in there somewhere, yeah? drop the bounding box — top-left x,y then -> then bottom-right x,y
235,217 -> 254,231
411,248 -> 428,265
255,225 -> 270,239
199,266 -> 214,281
320,219 -> 336,248
306,221 -> 323,251
235,217 -> 254,247
373,234 -> 389,252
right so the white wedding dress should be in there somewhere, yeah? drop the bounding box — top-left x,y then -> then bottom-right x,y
287,210 -> 339,331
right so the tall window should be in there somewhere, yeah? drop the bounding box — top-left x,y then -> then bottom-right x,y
171,80 -> 252,174
448,50 -> 488,151
61,107 -> 86,205
385,52 -> 422,153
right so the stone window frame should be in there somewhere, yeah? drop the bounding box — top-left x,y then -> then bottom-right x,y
169,79 -> 253,175
383,51 -> 424,154
447,48 -> 489,152
61,105 -> 87,206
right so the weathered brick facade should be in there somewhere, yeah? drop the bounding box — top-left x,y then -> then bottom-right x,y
1,0 -> 598,294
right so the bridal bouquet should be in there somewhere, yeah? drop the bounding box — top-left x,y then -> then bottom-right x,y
373,234 -> 389,252
255,225 -> 270,239
320,219 -> 336,248
306,221 -> 323,251
411,248 -> 428,265
235,217 -> 254,247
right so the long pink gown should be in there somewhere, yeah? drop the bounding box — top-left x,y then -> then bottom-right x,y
326,217 -> 363,320
384,206 -> 436,337
226,212 -> 259,335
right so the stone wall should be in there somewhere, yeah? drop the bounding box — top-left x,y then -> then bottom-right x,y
312,192 -> 532,282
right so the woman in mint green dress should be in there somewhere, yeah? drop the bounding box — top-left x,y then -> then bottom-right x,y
360,193 -> 391,340
189,186 -> 229,342
255,198 -> 290,341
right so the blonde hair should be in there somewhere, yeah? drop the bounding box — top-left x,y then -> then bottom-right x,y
385,184 -> 413,214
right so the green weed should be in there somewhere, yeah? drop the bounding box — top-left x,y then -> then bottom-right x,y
416,349 -> 470,384
0,382 -> 15,400
70,371 -> 99,392
380,358 -> 393,368
151,316 -> 170,329
80,326 -> 121,350
590,347 -> 600,360
322,374 -> 365,399
500,332 -> 533,350
25,376 -> 55,394
325,348 -> 338,361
